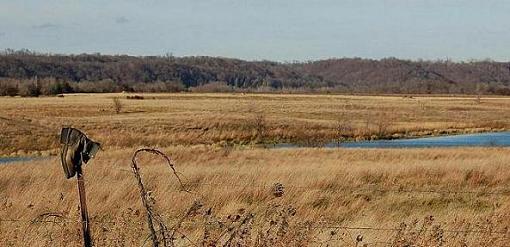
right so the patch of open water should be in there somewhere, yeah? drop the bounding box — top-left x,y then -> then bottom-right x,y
273,131 -> 510,149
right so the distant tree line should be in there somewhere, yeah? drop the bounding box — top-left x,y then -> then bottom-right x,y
297,58 -> 510,95
1,49 -> 510,96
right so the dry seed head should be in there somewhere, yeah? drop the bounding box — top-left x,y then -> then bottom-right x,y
189,200 -> 203,212
272,183 -> 285,197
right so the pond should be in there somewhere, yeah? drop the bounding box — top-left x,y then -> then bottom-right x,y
274,131 -> 510,149
2,132 -> 509,164
0,156 -> 52,165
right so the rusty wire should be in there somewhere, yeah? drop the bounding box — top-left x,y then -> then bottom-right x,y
132,148 -> 190,193
131,148 -> 196,247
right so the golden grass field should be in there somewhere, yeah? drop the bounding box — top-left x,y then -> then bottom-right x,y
1,93 -> 510,246
1,93 -> 510,156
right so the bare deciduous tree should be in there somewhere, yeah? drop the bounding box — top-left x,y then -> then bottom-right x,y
112,97 -> 123,114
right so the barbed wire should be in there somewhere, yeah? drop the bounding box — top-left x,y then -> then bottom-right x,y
0,219 -> 510,246
4,147 -> 510,246
2,217 -> 509,236
179,181 -> 510,196
3,218 -> 510,247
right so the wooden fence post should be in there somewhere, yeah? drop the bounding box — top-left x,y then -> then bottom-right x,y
77,168 -> 92,247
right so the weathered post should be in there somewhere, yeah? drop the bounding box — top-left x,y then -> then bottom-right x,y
77,168 -> 92,247
60,128 -> 100,247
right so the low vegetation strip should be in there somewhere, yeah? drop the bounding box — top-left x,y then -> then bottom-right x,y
1,93 -> 509,156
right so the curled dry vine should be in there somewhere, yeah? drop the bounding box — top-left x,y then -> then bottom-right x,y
128,149 -> 363,247
22,212 -> 73,247
131,148 -> 193,247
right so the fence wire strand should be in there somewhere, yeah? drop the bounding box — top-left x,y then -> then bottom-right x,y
4,148 -> 510,246
2,218 -> 510,236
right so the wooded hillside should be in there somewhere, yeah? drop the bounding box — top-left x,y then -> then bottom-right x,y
1,50 -> 510,95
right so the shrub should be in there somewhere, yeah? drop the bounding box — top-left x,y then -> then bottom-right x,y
73,79 -> 122,93
0,81 -> 18,96
126,95 -> 144,100
112,97 -> 123,114
131,81 -> 185,93
4,86 -> 18,96
44,81 -> 74,95
18,82 -> 41,97
191,81 -> 233,93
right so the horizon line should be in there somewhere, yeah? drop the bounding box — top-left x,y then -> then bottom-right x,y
1,48 -> 509,64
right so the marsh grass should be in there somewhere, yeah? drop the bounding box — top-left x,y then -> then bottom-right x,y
2,93 -> 510,245
2,147 -> 510,245
1,93 -> 510,155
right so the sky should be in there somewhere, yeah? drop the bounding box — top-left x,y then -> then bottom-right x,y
0,0 -> 509,62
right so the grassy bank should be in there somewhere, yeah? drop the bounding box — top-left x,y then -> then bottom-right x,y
1,147 -> 510,246
1,93 -> 510,156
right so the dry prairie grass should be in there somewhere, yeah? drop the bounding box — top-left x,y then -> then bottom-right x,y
2,147 -> 510,246
2,93 -> 510,246
1,93 -> 510,155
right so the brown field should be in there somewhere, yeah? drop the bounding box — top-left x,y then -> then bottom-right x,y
2,93 -> 510,246
1,93 -> 510,156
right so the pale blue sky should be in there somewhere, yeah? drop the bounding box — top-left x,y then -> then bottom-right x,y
0,0 -> 509,61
